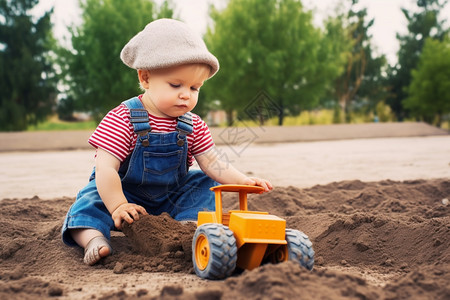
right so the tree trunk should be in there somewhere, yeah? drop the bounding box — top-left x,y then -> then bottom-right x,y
258,104 -> 265,126
278,102 -> 284,126
226,109 -> 234,126
436,113 -> 442,128
339,95 -> 347,123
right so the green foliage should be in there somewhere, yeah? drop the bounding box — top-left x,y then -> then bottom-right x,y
204,0 -> 345,125
0,0 -> 57,131
387,0 -> 448,120
328,0 -> 387,123
332,104 -> 344,124
404,37 -> 450,126
375,101 -> 395,122
58,0 -> 174,122
57,97 -> 76,121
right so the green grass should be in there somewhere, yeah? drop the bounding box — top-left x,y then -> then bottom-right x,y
218,109 -> 382,127
29,107 -> 434,131
27,119 -> 97,131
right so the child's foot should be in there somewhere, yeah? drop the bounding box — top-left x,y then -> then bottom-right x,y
83,236 -> 112,265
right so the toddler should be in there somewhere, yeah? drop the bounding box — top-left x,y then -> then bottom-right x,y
61,18 -> 272,265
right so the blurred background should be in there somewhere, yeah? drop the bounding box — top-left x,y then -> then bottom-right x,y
0,0 -> 449,132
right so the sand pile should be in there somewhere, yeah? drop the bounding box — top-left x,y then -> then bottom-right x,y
0,178 -> 448,299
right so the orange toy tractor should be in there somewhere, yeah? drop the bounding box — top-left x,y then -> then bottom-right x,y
192,184 -> 314,279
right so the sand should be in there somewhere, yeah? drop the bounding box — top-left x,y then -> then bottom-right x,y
0,179 -> 448,299
0,126 -> 449,299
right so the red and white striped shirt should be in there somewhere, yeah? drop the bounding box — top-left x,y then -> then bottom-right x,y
88,101 -> 214,166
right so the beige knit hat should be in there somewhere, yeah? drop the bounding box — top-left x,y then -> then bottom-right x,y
120,18 -> 219,78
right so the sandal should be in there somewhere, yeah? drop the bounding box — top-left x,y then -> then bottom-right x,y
84,236 -> 112,265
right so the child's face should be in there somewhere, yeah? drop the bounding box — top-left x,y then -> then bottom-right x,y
140,64 -> 210,118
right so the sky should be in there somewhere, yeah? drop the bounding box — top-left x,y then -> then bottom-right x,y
33,0 -> 450,66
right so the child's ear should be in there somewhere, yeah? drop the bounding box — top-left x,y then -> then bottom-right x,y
138,70 -> 151,89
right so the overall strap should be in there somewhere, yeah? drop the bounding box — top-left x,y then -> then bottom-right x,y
175,112 -> 193,146
122,97 -> 151,146
176,112 -> 194,135
122,97 -> 151,134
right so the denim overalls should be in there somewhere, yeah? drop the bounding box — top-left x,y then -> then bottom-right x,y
62,97 -> 216,246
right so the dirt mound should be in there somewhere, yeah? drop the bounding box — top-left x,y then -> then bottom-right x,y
120,213 -> 196,273
314,213 -> 449,268
0,178 -> 449,299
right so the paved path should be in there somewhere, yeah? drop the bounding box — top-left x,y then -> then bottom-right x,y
0,122 -> 447,151
1,136 -> 449,199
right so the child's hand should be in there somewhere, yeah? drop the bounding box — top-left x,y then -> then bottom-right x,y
111,203 -> 148,230
244,177 -> 273,192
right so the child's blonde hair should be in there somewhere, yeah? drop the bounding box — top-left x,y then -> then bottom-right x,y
137,63 -> 211,91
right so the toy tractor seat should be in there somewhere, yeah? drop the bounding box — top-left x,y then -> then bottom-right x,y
206,184 -> 266,225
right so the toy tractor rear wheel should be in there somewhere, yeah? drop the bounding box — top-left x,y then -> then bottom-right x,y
192,223 -> 237,279
268,229 -> 314,270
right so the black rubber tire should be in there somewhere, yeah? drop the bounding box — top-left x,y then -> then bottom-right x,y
285,228 -> 315,270
192,223 -> 237,279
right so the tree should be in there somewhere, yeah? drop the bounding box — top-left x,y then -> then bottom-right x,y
331,0 -> 387,123
404,37 -> 450,127
0,0 -> 57,131
58,0 -> 174,121
204,0 -> 345,126
387,0 -> 448,121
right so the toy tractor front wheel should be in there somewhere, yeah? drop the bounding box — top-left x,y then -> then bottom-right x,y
268,229 -> 315,270
192,223 -> 237,279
